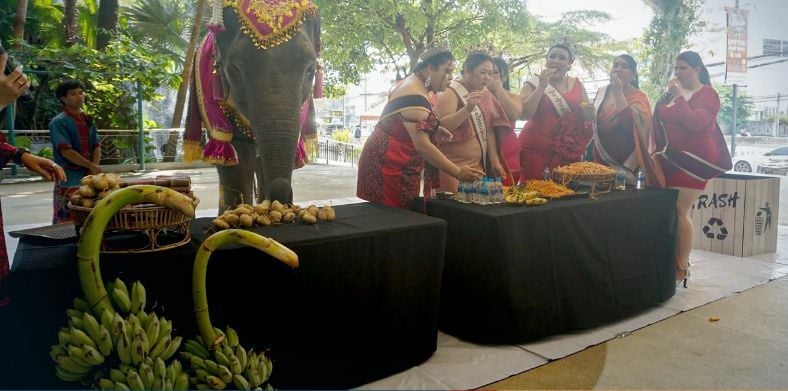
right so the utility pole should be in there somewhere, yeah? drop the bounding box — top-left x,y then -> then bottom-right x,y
728,0 -> 741,157
775,93 -> 781,137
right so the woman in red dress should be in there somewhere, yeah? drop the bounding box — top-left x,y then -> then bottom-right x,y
356,47 -> 484,208
489,57 -> 523,185
591,54 -> 663,187
518,44 -> 594,181
0,53 -> 66,307
653,51 -> 731,287
434,52 -> 512,192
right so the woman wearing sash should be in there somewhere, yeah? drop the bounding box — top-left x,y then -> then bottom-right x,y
591,54 -> 663,187
518,44 -> 594,181
356,46 -> 484,208
489,56 -> 523,185
434,52 -> 513,192
653,51 -> 731,287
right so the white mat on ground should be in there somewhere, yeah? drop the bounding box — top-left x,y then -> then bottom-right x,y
359,226 -> 788,390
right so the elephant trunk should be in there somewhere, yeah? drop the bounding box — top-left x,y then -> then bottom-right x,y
255,116 -> 301,203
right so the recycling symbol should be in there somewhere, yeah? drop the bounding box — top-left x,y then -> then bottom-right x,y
703,217 -> 728,240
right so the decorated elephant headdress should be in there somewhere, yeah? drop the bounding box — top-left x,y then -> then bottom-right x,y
183,0 -> 320,166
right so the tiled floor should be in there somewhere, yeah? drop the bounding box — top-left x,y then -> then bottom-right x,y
361,226 -> 788,390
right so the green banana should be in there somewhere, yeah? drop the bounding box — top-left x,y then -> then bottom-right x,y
110,368 -> 127,383
139,362 -> 155,390
184,339 -> 209,359
233,373 -> 251,390
111,287 -> 132,313
130,337 -> 145,366
134,326 -> 150,355
55,355 -> 92,375
49,344 -> 67,362
130,281 -> 147,315
97,325 -> 114,356
114,381 -> 131,391
82,312 -> 102,345
173,373 -> 189,390
154,357 -> 167,379
204,359 -> 221,376
57,329 -> 72,346
224,326 -> 239,348
164,378 -> 174,391
98,378 -> 116,390
100,310 -> 115,339
55,364 -> 88,382
136,310 -> 149,328
116,330 -> 132,365
149,335 -> 171,359
66,345 -> 93,367
189,355 -> 206,370
226,348 -> 242,375
216,364 -> 234,384
157,318 -> 173,346
236,345 -> 248,373
66,308 -> 84,319
69,327 -> 97,349
213,349 -> 230,369
68,314 -> 84,329
144,313 -> 160,348
74,297 -> 91,313
126,369 -> 145,391
152,376 -> 163,390
205,375 -> 227,390
81,344 -> 105,365
161,336 -> 182,361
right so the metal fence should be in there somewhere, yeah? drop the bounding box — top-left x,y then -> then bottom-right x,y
309,138 -> 362,166
1,128 -> 185,164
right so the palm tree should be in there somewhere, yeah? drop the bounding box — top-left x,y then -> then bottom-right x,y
64,0 -> 80,46
11,0 -> 28,48
123,0 -> 189,67
97,0 -> 119,50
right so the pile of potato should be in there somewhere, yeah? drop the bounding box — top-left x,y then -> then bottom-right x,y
68,173 -> 123,208
212,200 -> 336,230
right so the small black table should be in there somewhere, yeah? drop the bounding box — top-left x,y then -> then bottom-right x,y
0,202 -> 446,389
420,189 -> 678,344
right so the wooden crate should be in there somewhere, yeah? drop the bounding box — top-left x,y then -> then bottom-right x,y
690,173 -> 780,257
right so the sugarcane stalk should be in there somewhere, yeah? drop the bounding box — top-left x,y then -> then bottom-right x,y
193,229 -> 298,348
77,185 -> 199,317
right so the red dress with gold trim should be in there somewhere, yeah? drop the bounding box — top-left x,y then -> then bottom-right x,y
357,95 -> 440,208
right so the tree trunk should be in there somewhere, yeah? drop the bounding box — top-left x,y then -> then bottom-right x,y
64,0 -> 79,46
97,0 -> 119,51
12,0 -> 28,48
164,0 -> 206,162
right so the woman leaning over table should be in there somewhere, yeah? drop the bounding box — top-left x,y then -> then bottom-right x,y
652,51 -> 731,287
434,51 -> 512,192
356,46 -> 484,208
0,53 -> 66,307
518,43 -> 594,181
590,54 -> 663,187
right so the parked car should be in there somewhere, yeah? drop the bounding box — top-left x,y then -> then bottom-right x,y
733,146 -> 788,175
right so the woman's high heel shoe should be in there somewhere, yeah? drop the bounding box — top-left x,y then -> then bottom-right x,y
676,264 -> 691,288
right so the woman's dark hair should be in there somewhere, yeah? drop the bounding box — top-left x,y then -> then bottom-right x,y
492,57 -> 510,90
413,52 -> 454,72
547,43 -> 574,63
617,54 -> 639,89
55,80 -> 84,101
462,52 -> 493,74
676,51 -> 711,85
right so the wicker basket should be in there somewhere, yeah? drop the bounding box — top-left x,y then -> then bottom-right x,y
68,202 -> 192,253
552,171 -> 616,198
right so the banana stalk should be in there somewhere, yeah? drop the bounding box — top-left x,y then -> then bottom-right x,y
192,229 -> 298,349
77,185 -> 198,317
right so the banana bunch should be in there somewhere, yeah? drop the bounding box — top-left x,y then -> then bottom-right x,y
96,355 -> 189,390
504,187 -> 547,205
181,326 -> 273,390
49,297 -> 112,383
51,278 -> 185,389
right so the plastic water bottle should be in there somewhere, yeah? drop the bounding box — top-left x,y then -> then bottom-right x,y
472,179 -> 481,203
616,169 -> 627,190
542,167 -> 551,180
494,178 -> 503,203
636,170 -> 645,190
479,177 -> 490,204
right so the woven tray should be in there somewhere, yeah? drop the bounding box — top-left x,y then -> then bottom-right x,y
68,202 -> 192,230
552,171 -> 616,183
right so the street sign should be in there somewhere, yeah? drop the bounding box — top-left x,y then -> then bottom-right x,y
725,6 -> 748,85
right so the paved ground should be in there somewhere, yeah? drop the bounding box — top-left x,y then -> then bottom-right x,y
0,163 -> 360,226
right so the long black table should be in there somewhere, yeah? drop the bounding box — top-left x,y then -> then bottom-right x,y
420,189 -> 678,344
0,202 -> 446,389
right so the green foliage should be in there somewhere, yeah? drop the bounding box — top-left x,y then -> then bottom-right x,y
0,0 -> 64,46
717,84 -> 754,132
640,0 -> 705,102
331,129 -> 351,143
315,1 -> 625,97
764,114 -> 788,126
36,146 -> 53,159
122,0 -> 192,71
12,136 -> 33,149
12,34 -> 177,129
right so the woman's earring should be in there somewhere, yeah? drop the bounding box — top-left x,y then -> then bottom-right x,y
425,75 -> 432,88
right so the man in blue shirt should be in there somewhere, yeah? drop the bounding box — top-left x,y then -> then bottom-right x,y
49,80 -> 101,223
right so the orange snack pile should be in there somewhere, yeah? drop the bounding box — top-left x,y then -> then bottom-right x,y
553,161 -> 615,176
524,180 -> 576,199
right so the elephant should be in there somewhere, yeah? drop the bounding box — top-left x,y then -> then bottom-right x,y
184,1 -> 320,210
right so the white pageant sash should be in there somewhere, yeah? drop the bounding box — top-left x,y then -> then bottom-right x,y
529,75 -> 571,117
450,80 -> 489,168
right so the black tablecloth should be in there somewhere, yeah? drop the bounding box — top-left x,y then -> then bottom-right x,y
0,202 -> 446,389
420,189 -> 678,344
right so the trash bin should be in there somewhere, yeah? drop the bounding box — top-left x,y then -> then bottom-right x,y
690,173 -> 780,257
